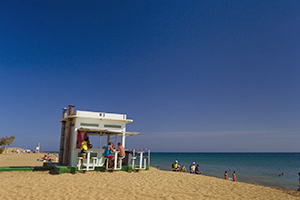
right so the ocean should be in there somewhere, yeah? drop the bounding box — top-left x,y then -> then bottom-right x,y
150,153 -> 300,190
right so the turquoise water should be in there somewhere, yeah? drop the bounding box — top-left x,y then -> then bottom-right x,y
150,153 -> 300,190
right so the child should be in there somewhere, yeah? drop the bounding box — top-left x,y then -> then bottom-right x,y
232,171 -> 236,181
181,164 -> 187,172
224,171 -> 228,180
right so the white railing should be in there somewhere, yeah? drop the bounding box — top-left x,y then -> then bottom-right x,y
126,148 -> 150,170
77,148 -> 150,171
77,151 -> 97,171
105,151 -> 122,170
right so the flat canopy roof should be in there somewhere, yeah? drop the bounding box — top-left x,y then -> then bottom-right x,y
77,127 -> 140,137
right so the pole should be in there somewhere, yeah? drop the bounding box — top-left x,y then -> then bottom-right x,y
148,149 -> 150,167
99,132 -> 102,149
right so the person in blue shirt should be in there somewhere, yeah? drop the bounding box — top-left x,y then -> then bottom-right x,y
104,142 -> 115,168
195,164 -> 201,174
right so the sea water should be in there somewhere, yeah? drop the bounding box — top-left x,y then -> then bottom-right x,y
150,153 -> 300,190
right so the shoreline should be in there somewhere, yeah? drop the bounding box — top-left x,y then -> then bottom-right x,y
157,168 -> 300,197
151,152 -> 299,190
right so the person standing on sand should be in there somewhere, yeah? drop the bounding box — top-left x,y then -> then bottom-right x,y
116,142 -> 125,166
104,142 -> 115,167
232,171 -> 236,181
224,171 -> 228,180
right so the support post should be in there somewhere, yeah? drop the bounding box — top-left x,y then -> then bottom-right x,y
114,151 -> 119,170
148,149 -> 150,167
139,152 -> 143,169
59,108 -> 67,165
99,132 -> 102,149
107,134 -> 110,145
132,149 -> 136,169
63,118 -> 72,165
122,132 -> 125,148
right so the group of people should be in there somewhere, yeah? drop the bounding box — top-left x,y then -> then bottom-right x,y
11,148 -> 31,154
224,171 -> 236,181
168,162 -> 300,190
80,136 -> 125,168
103,142 -> 125,168
172,160 -> 201,174
171,160 -> 237,181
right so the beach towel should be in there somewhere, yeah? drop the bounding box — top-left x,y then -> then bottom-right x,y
76,132 -> 86,148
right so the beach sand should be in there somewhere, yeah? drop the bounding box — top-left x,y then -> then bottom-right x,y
0,153 -> 299,200
0,149 -> 58,167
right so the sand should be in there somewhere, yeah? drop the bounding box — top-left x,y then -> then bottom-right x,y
0,151 -> 58,167
0,153 -> 300,200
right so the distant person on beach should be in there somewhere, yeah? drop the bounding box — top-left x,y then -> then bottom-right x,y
37,154 -> 52,162
232,171 -> 236,181
172,160 -> 178,171
116,142 -> 125,166
177,165 -> 180,172
181,164 -> 187,172
195,164 -> 201,174
80,137 -> 89,167
190,162 -> 196,174
157,166 -> 160,170
298,172 -> 300,191
37,154 -> 48,162
224,171 -> 228,180
104,142 -> 115,167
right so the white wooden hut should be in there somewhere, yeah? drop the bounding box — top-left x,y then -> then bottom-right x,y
58,105 -> 140,169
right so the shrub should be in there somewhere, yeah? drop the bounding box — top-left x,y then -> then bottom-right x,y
0,135 -> 16,153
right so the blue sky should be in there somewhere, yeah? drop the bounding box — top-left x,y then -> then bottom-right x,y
1,0 -> 299,152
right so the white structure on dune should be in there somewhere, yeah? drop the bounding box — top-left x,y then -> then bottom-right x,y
58,105 -> 145,170
35,143 -> 40,153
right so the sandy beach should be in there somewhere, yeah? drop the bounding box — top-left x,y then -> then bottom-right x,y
0,153 -> 300,200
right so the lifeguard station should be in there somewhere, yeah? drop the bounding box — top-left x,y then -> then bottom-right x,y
58,105 -> 150,172
35,143 -> 40,153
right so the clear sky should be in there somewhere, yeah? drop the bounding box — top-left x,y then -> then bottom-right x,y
1,0 -> 299,152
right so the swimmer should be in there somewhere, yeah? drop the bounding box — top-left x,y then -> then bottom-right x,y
232,171 -> 236,181
224,171 -> 228,180
298,172 -> 300,191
